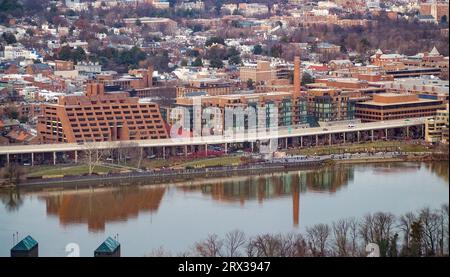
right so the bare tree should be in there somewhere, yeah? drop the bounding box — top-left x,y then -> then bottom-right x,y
332,219 -> 350,257
146,246 -> 171,257
419,207 -> 440,256
398,212 -> 417,251
246,234 -> 283,257
359,213 -> 375,247
373,212 -> 396,254
82,142 -> 113,175
292,233 -> 308,257
441,204 -> 449,255
348,218 -> 362,257
306,223 -> 330,257
223,230 -> 246,257
194,234 -> 223,257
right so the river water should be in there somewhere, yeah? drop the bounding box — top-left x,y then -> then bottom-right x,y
0,161 -> 448,257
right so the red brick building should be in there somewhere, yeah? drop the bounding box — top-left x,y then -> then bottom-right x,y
37,83 -> 169,143
355,93 -> 444,122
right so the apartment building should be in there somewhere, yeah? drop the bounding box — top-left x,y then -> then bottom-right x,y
173,91 -> 295,135
304,89 -> 356,126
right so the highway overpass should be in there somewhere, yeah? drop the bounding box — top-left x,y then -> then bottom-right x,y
0,117 -> 427,165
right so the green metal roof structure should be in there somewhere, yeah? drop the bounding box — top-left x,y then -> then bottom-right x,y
11,235 -> 38,251
95,237 -> 120,253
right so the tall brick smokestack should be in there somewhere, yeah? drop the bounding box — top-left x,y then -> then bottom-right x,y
294,56 -> 301,96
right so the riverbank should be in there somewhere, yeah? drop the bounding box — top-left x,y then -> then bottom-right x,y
1,150 -> 447,191
8,160 -> 329,190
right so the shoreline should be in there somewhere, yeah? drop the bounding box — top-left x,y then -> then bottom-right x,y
9,160 -> 328,191
1,152 -> 448,191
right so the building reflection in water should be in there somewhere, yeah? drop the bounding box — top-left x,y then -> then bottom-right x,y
179,166 -> 354,228
39,186 -> 166,232
35,166 -> 354,232
425,161 -> 449,184
370,161 -> 449,184
372,162 -> 420,175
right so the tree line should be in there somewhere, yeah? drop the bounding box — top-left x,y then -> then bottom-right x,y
147,205 -> 449,257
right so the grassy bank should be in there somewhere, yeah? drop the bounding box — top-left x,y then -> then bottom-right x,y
24,156 -> 245,178
286,141 -> 432,156
25,164 -> 121,178
177,156 -> 242,168
139,155 -> 244,169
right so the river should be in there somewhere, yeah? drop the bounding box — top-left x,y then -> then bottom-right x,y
0,161 -> 448,257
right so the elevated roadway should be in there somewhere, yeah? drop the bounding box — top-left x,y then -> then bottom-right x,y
0,118 -> 426,157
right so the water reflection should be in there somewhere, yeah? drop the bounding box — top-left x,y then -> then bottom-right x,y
425,161 -> 449,183
1,162 -> 447,234
34,165 -> 353,231
39,187 -> 166,232
0,189 -> 23,212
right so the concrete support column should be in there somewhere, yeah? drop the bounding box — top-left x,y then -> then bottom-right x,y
357,131 -> 360,143
315,135 -> 318,146
371,130 -> 374,142
300,136 -> 303,148
406,126 -> 409,138
162,146 -> 166,159
285,137 -> 288,149
31,152 -> 34,166
251,141 -> 254,152
6,153 -> 9,165
53,152 -> 56,165
205,144 -> 208,157
329,134 -> 332,146
184,145 -> 188,157
385,128 -> 388,140
75,150 -> 78,164
343,132 -> 346,144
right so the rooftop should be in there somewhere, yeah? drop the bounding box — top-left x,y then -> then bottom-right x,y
11,236 -> 38,251
95,237 -> 120,253
360,93 -> 442,106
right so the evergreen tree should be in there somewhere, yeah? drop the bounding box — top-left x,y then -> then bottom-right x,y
192,57 -> 203,67
253,44 -> 263,55
2,32 -> 17,44
210,58 -> 223,68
